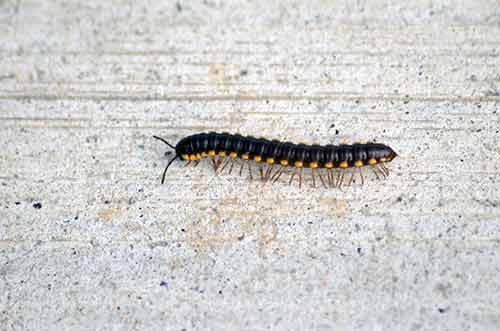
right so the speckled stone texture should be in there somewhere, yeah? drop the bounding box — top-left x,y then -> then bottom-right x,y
1,1 -> 499,330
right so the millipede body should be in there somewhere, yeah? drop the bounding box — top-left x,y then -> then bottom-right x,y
153,132 -> 398,188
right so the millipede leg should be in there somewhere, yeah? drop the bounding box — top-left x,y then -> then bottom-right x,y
327,169 -> 334,187
377,163 -> 389,178
228,160 -> 235,175
359,167 -> 364,186
329,169 -> 339,188
337,171 -> 344,188
184,161 -> 192,167
259,165 -> 265,181
371,166 -> 381,180
214,158 -> 224,173
299,168 -> 303,189
348,171 -> 355,186
269,166 -> 280,181
311,169 -> 316,188
380,163 -> 390,176
318,170 -> 328,188
272,167 -> 284,183
211,158 -> 218,173
375,165 -> 387,179
239,162 -> 245,176
334,169 -> 341,188
193,160 -> 200,168
289,170 -> 297,186
219,158 -> 231,174
248,162 -> 253,181
262,166 -> 270,184
264,166 -> 273,182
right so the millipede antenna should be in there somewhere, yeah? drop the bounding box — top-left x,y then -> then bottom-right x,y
153,135 -> 178,184
153,135 -> 176,149
160,155 -> 179,184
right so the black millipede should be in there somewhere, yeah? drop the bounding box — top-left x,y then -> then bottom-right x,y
153,132 -> 398,189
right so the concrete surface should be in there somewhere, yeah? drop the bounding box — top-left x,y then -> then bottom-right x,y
1,1 -> 500,330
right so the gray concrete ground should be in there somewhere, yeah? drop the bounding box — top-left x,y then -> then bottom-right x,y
1,1 -> 499,330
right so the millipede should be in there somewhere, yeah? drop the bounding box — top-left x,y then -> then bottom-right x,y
153,132 -> 398,189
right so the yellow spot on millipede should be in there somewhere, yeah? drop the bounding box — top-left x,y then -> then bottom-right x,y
368,158 -> 377,165
354,160 -> 363,167
242,154 -> 249,160
294,161 -> 303,168
254,155 -> 262,162
181,154 -> 189,160
218,151 -> 226,157
280,160 -> 288,166
201,152 -> 207,157
229,152 -> 238,159
309,161 -> 318,169
189,154 -> 197,161
324,162 -> 333,168
339,161 -> 348,168
208,150 -> 216,157
266,158 -> 274,165
380,157 -> 387,162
